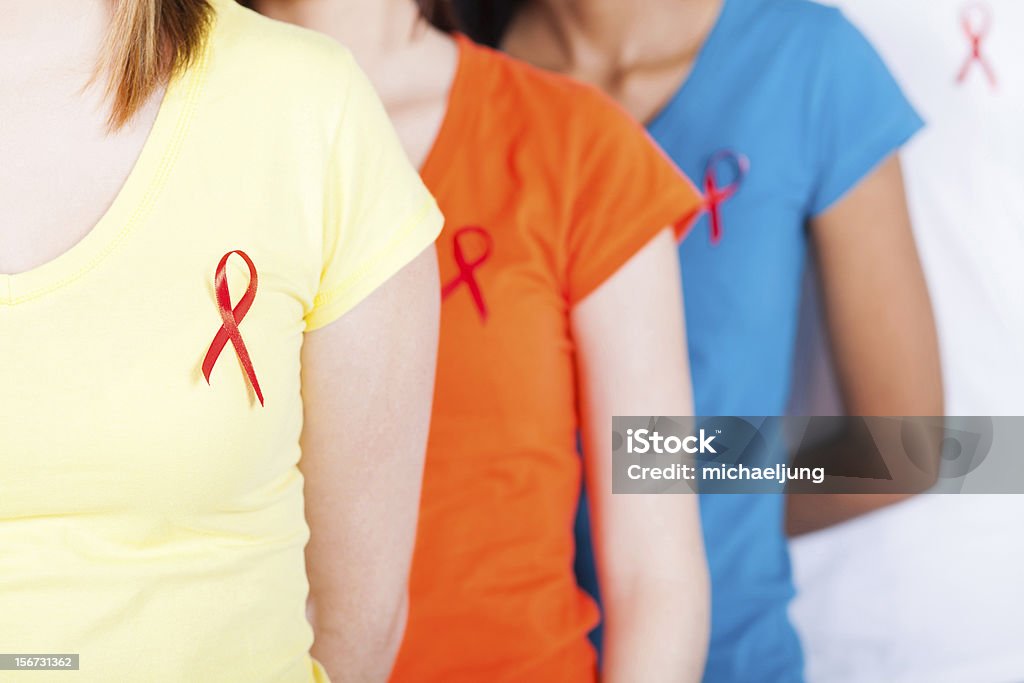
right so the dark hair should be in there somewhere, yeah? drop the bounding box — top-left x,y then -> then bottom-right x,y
417,0 -> 460,33
450,0 -> 523,47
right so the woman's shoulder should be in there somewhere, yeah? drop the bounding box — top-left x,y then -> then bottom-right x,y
456,37 -> 645,152
460,37 -> 612,112
736,0 -> 890,93
757,0 -> 848,24
753,0 -> 867,46
202,0 -> 362,117
212,0 -> 350,63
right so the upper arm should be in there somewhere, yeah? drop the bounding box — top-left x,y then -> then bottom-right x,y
294,48 -> 444,676
300,246 -> 439,618
571,229 -> 703,585
790,162 -> 943,528
809,153 -> 942,416
799,9 -> 939,415
560,88 -> 705,583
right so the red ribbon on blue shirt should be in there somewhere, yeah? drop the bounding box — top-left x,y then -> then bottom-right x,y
957,2 -> 997,88
691,150 -> 750,246
202,250 -> 264,406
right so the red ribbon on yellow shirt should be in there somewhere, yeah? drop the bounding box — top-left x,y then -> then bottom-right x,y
690,150 -> 749,246
442,226 -> 493,321
957,2 -> 997,88
202,250 -> 264,406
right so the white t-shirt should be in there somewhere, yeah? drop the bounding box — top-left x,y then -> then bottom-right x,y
789,1 -> 1024,681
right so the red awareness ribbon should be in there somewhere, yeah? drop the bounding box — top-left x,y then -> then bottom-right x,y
956,2 -> 997,88
691,150 -> 749,246
441,226 -> 493,321
202,250 -> 264,406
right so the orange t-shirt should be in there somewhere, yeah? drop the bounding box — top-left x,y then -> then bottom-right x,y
391,36 -> 701,683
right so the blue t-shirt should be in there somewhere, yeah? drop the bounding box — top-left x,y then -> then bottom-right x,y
574,0 -> 922,681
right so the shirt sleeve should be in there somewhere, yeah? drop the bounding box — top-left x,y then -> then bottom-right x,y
564,88 -> 702,306
807,8 -> 925,217
304,54 -> 444,332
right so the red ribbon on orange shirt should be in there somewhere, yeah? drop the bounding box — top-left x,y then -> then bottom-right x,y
691,150 -> 749,246
202,250 -> 264,406
442,226 -> 493,321
956,2 -> 997,88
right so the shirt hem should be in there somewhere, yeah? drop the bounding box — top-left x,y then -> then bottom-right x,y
304,196 -> 444,332
568,183 -> 702,306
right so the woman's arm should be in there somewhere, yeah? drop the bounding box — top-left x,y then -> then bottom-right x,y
572,229 -> 709,683
787,155 -> 943,536
299,247 -> 440,682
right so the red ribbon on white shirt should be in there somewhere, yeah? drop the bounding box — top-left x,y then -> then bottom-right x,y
202,250 -> 264,406
957,2 -> 997,88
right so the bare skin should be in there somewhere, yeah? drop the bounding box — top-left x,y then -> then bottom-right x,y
300,251 -> 439,682
503,0 -> 944,535
256,1 -> 710,680
0,0 -> 161,273
504,0 -> 722,123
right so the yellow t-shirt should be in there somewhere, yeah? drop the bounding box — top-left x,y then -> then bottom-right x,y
0,1 -> 442,681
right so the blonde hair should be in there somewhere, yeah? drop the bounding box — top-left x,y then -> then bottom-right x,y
101,0 -> 213,128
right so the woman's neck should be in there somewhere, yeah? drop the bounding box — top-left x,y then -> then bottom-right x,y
251,0 -> 457,168
253,0 -> 442,91
0,0 -> 107,79
506,0 -> 722,74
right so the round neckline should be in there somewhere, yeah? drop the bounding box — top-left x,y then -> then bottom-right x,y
1,28 -> 210,306
647,0 -> 738,140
